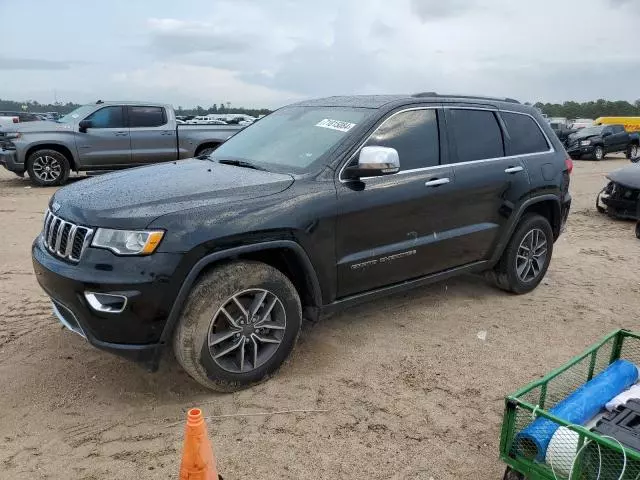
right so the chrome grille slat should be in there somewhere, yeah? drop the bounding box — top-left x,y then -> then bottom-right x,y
42,210 -> 93,263
54,220 -> 66,253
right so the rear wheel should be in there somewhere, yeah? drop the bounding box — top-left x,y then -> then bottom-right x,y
636,222 -> 640,239
491,214 -> 554,294
592,145 -> 604,161
27,149 -> 70,186
173,261 -> 302,392
627,144 -> 639,161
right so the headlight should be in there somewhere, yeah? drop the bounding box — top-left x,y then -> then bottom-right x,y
91,229 -> 164,255
580,140 -> 591,146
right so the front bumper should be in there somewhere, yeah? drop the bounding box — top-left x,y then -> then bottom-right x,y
32,235 -> 185,370
567,144 -> 595,158
596,181 -> 639,220
0,149 -> 25,174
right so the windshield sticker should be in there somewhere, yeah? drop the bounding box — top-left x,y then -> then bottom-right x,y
315,118 -> 356,133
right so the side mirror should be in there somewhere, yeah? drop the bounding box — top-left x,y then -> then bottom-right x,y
78,120 -> 92,133
343,146 -> 400,179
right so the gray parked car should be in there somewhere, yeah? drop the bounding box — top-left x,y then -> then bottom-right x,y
0,101 -> 243,186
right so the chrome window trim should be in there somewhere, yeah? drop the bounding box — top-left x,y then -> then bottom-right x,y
337,105 -> 555,183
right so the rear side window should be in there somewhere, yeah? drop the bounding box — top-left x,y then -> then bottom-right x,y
364,109 -> 440,170
612,125 -> 625,133
85,106 -> 125,128
128,106 -> 166,127
501,112 -> 549,155
448,109 -> 504,162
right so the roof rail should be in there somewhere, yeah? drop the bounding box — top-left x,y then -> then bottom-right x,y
412,92 -> 520,104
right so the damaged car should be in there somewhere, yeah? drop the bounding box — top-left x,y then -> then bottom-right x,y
596,164 -> 640,219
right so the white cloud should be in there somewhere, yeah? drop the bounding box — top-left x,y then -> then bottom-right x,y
2,0 -> 640,106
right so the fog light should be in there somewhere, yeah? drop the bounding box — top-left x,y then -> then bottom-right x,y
84,292 -> 127,313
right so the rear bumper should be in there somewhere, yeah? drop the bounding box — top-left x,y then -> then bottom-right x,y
0,149 -> 25,174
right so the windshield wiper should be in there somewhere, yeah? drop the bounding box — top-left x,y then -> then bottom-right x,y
217,159 -> 267,171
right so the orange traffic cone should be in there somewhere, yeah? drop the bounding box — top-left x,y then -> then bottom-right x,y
179,408 -> 219,480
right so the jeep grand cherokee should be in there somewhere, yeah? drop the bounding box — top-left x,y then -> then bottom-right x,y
32,93 -> 572,391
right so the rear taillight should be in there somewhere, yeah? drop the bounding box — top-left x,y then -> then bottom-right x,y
565,157 -> 573,174
12,117 -> 19,123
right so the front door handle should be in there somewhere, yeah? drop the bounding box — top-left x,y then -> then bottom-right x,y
425,178 -> 450,187
114,131 -> 129,136
504,166 -> 524,174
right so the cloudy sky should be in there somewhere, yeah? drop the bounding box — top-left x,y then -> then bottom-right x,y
2,0 -> 639,108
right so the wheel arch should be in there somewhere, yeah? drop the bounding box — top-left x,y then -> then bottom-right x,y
489,195 -> 562,266
194,142 -> 221,156
26,143 -> 77,170
157,241 -> 322,349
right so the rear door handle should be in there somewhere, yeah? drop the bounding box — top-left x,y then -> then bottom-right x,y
114,131 -> 128,136
160,131 -> 174,136
425,178 -> 450,187
504,166 -> 523,174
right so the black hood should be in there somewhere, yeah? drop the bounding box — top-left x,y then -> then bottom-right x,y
607,165 -> 640,189
569,130 -> 602,141
51,159 -> 294,229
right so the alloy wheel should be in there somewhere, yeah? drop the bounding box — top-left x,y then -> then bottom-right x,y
515,228 -> 548,283
207,288 -> 286,373
594,147 -> 604,160
631,145 -> 638,159
32,155 -> 61,182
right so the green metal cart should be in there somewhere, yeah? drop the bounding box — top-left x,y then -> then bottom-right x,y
500,329 -> 640,480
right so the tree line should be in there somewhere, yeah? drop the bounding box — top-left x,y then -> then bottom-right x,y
530,99 -> 640,119
3,97 -> 640,120
0,99 -> 272,117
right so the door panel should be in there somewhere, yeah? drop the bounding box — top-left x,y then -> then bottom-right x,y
443,108 -> 532,263
76,106 -> 131,167
335,166 -> 460,297
127,106 -> 177,164
450,158 -> 530,261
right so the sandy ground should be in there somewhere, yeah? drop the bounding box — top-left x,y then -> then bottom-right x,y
0,156 -> 638,479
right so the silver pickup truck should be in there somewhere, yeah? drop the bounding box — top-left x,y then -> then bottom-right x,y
0,101 -> 243,186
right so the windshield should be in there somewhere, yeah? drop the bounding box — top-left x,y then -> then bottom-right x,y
576,126 -> 604,135
57,105 -> 96,123
210,106 -> 373,173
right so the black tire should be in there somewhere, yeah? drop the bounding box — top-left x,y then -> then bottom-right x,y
27,149 -> 70,186
173,261 -> 302,392
636,222 -> 640,239
491,214 -> 554,294
627,144 -> 639,161
503,467 -> 526,480
195,145 -> 219,157
592,145 -> 604,161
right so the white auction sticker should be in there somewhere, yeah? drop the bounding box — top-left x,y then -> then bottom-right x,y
315,118 -> 356,132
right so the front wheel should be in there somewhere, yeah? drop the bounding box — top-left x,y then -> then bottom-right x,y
627,144 -> 639,161
27,149 -> 70,186
173,261 -> 302,392
592,146 -> 604,161
490,214 -> 554,294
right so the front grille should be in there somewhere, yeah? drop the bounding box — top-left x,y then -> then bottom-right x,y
43,210 -> 93,262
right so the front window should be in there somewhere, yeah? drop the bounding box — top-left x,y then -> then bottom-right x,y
211,106 -> 373,173
57,105 -> 96,123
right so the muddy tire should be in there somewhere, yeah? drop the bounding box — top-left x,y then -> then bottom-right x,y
27,149 -> 70,187
173,261 -> 302,392
195,145 -> 219,157
491,214 -> 554,294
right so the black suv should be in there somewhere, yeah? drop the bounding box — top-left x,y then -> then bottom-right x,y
32,94 -> 572,391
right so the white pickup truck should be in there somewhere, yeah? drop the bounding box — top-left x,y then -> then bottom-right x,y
0,101 -> 243,186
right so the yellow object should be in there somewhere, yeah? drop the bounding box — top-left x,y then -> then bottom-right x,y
141,231 -> 164,254
594,117 -> 640,133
